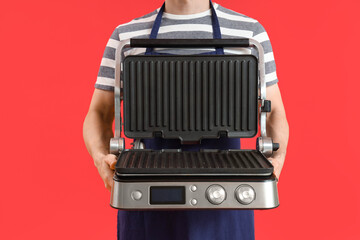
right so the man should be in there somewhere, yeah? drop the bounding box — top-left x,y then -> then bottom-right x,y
83,0 -> 289,239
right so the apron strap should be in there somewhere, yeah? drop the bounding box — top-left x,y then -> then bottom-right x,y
145,0 -> 224,55
148,3 -> 165,41
209,1 -> 224,54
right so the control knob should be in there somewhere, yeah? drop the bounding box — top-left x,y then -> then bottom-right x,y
235,185 -> 255,205
206,185 -> 226,205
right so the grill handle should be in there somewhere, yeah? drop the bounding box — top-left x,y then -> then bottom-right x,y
130,38 -> 250,48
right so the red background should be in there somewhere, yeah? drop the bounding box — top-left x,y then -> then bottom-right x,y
1,0 -> 359,239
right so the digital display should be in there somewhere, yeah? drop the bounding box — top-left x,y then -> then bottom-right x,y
150,186 -> 185,205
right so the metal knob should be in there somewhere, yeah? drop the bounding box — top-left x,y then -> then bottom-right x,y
206,185 -> 226,205
235,185 -> 255,205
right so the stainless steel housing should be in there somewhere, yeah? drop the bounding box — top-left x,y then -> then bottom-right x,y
110,177 -> 279,209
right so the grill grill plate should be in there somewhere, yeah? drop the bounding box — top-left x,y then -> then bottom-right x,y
123,55 -> 258,142
115,149 -> 273,176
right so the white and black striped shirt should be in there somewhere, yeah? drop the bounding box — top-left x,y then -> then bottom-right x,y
96,3 -> 278,91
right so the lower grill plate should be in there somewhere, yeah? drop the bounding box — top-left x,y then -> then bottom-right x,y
115,149 -> 273,176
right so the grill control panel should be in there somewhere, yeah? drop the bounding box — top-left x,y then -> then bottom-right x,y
111,179 -> 279,209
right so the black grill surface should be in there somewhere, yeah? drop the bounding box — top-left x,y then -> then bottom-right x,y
123,55 -> 258,142
115,150 -> 273,176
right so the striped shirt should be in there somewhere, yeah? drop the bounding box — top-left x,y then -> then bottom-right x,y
95,2 -> 278,91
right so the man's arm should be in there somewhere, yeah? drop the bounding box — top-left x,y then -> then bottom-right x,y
83,89 -> 117,191
266,84 -> 289,180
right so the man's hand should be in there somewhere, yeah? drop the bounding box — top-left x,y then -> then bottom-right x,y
268,153 -> 285,181
83,89 -> 117,192
95,154 -> 117,191
266,84 -> 289,182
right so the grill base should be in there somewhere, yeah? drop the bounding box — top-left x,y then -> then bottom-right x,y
110,174 -> 279,210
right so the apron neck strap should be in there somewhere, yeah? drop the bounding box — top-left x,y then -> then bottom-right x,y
145,1 -> 224,55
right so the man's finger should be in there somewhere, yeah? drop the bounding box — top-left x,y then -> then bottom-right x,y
104,154 -> 117,170
105,172 -> 115,191
110,161 -> 117,170
103,169 -> 115,191
99,159 -> 115,190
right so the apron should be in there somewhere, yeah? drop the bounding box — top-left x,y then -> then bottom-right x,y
118,3 -> 254,240
141,0 -> 241,151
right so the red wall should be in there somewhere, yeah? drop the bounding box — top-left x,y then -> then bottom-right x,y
0,0 -> 359,239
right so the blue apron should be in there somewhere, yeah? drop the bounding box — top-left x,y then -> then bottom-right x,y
118,2 -> 254,239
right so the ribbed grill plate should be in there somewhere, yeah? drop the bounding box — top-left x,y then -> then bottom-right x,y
115,150 -> 273,176
123,55 -> 258,142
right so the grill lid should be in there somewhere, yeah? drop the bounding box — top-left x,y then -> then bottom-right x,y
115,149 -> 273,176
123,55 -> 258,142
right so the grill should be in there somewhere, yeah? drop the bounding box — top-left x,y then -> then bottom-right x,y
116,150 -> 273,176
110,39 -> 280,210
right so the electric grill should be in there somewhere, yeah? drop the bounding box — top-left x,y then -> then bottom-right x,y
109,38 -> 280,210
